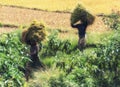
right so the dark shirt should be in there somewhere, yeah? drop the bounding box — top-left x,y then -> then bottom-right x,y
71,23 -> 88,37
30,44 -> 39,58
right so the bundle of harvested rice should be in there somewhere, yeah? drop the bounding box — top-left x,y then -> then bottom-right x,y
22,21 -> 46,45
71,4 -> 95,25
21,29 -> 28,43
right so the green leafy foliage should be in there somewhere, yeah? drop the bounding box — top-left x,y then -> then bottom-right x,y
0,32 -> 29,87
0,22 -> 3,27
41,30 -> 74,56
48,16 -> 120,87
0,13 -> 120,87
49,30 -> 120,86
93,28 -> 120,87
102,12 -> 120,30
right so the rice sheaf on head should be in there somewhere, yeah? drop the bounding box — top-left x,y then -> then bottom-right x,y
71,4 -> 95,25
22,21 -> 46,45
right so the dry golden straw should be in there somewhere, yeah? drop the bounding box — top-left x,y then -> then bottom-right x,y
22,21 -> 46,45
71,4 -> 95,25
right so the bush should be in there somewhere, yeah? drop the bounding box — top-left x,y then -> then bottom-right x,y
0,22 -> 3,27
48,27 -> 120,87
49,74 -> 78,87
94,28 -> 120,87
0,32 -> 29,87
41,30 -> 74,56
102,12 -> 120,30
71,4 -> 95,25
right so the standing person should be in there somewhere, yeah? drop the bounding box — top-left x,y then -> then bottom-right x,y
24,40 -> 44,81
29,40 -> 40,67
70,4 -> 95,51
29,39 -> 45,68
22,21 -> 46,81
71,21 -> 88,51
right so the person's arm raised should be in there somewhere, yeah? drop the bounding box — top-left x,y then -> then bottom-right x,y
71,21 -> 81,28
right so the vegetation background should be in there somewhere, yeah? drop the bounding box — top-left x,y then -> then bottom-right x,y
0,0 -> 120,87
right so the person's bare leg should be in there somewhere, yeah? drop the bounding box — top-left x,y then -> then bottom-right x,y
78,37 -> 85,51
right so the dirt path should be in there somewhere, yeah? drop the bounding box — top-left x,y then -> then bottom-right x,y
0,5 -> 108,34
0,5 -> 71,29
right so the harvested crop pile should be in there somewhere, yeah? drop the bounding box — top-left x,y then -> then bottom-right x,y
22,21 -> 46,45
71,4 -> 95,25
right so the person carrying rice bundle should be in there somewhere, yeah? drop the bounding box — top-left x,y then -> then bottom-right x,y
22,21 -> 46,81
22,21 -> 46,66
70,4 -> 95,51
